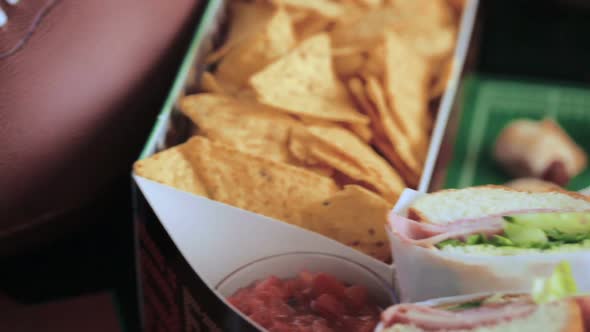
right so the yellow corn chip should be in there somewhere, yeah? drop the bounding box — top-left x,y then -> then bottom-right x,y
272,0 -> 345,18
286,7 -> 311,24
200,72 -> 226,94
306,165 -> 337,178
384,30 -> 431,150
393,0 -> 453,27
373,136 -> 420,188
294,14 -> 333,41
347,77 -> 379,122
334,51 -> 366,78
331,0 -> 455,61
180,94 -> 300,163
350,75 -> 421,186
355,0 -> 383,8
395,24 -> 456,62
250,34 -> 368,124
430,56 -> 454,100
300,185 -> 392,262
330,6 -> 403,50
307,125 -> 405,201
216,7 -> 296,87
133,147 -> 208,197
365,75 -> 422,185
288,125 -> 318,164
206,1 -> 278,64
347,123 -> 373,143
392,0 -> 455,60
360,41 -> 385,79
183,137 -> 338,226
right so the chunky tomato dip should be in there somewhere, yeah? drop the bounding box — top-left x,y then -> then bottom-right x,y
227,272 -> 381,332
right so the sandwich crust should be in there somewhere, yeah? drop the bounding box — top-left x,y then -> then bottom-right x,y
408,185 -> 590,223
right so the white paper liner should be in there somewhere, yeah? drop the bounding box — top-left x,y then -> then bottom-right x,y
389,188 -> 590,303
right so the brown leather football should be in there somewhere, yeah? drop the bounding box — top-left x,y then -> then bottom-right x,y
0,0 -> 202,254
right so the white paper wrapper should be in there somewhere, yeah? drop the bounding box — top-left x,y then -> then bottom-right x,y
389,189 -> 590,303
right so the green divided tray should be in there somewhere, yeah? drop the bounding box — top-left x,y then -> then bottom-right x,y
444,75 -> 590,191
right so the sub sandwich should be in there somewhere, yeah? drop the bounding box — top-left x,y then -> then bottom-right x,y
379,262 -> 590,332
388,186 -> 590,302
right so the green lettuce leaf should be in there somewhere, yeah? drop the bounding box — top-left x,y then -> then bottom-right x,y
531,261 -> 578,304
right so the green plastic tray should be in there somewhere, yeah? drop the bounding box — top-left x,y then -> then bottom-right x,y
444,75 -> 590,191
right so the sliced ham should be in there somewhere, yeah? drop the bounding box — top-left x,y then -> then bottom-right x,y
381,300 -> 536,331
388,209 -> 561,248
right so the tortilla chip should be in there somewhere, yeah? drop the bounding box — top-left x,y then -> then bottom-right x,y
290,123 -> 404,201
286,7 -> 311,24
347,77 -> 378,121
347,123 -> 373,143
294,13 -> 333,41
393,0 -> 454,27
250,33 -> 368,124
180,94 -> 300,163
334,51 -> 366,78
286,127 -> 319,171
300,185 -> 392,262
373,136 -> 420,188
447,0 -> 467,17
206,1 -> 278,64
355,0 -> 383,8
383,30 -> 430,151
181,137 -> 338,226
297,116 -> 336,127
216,6 -> 296,87
365,75 -> 423,185
396,24 -> 456,62
430,56 -> 454,100
272,0 -> 345,18
200,72 -> 226,94
133,147 -> 208,197
359,41 -> 384,79
330,6 -> 403,50
331,0 -> 455,61
349,75 -> 421,187
306,125 -> 405,201
306,165 -> 336,178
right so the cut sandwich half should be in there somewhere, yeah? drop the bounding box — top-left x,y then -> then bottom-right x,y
379,262 -> 590,332
380,295 -> 585,332
388,187 -> 590,302
391,186 -> 590,255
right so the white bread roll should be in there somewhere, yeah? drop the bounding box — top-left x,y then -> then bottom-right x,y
408,185 -> 590,224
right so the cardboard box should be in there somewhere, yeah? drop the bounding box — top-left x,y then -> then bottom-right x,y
131,1 -> 481,330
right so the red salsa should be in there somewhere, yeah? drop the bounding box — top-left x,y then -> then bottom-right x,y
227,272 -> 381,332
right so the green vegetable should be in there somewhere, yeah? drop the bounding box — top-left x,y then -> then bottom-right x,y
466,234 -> 484,245
545,229 -> 590,243
434,213 -> 590,251
532,261 -> 578,304
445,300 -> 484,311
508,212 -> 590,236
436,239 -> 463,249
504,222 -> 548,246
489,235 -> 513,246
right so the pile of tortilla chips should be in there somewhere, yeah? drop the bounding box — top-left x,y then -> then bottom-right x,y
134,0 -> 465,263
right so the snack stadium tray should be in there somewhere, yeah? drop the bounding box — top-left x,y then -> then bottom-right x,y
444,76 -> 590,191
131,1 -> 481,331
